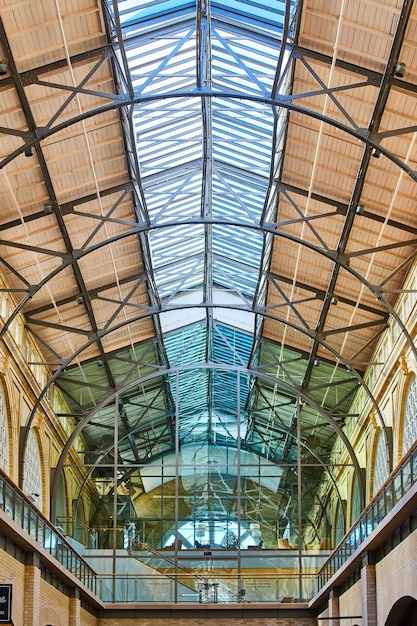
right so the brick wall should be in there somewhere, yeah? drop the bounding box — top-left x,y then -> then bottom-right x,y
339,580 -> 362,623
0,548 -> 25,626
375,532 -> 417,625
40,577 -> 71,626
318,531 -> 417,626
81,605 -> 99,626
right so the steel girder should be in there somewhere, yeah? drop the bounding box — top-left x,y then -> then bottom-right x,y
0,0 -> 415,528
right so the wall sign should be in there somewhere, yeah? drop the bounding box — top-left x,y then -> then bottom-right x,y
0,584 -> 12,623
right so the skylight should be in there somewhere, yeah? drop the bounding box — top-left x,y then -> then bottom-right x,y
105,0 -> 297,446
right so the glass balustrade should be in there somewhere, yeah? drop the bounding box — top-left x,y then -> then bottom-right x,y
0,442 -> 415,606
0,471 -> 97,595
318,442 -> 417,588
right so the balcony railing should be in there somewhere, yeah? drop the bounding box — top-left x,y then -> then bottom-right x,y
318,441 -> 417,587
0,440 -> 415,606
0,470 -> 97,595
96,572 -> 317,604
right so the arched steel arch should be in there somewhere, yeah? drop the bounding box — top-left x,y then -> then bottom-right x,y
1,0 -> 415,509
66,399 -> 354,540
51,364 -> 364,514
2,89 -> 417,182
19,298 -> 389,456
11,213 -> 416,471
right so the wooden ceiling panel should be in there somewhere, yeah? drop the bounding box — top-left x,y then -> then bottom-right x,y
90,282 -> 151,327
43,142 -> 127,203
24,65 -> 115,128
1,0 -> 106,72
0,166 -> 46,219
292,76 -> 377,131
300,0 -> 401,72
100,323 -> 155,355
269,243 -> 334,298
299,6 -> 339,58
324,327 -> 381,365
284,118 -> 364,201
0,230 -> 66,290
77,241 -> 145,292
24,266 -> 79,310
262,316 -> 314,353
276,215 -> 343,254
62,207 -> 138,250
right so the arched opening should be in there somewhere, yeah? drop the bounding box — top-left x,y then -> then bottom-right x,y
54,471 -> 67,533
385,596 -> 417,626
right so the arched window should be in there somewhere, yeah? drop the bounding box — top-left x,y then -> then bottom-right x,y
22,428 -> 42,507
402,375 -> 417,455
334,499 -> 345,546
0,384 -> 9,473
373,430 -> 389,496
351,471 -> 362,523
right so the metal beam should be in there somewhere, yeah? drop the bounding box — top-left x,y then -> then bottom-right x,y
299,0 -> 415,407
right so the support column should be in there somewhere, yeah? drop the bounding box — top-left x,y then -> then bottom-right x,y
328,589 -> 340,626
69,588 -> 81,626
23,553 -> 40,626
362,552 -> 377,626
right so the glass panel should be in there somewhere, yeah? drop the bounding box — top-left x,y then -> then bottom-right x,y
373,431 -> 389,496
403,375 -> 417,455
392,472 -> 403,504
0,385 -> 9,473
22,429 -> 42,507
319,445 -> 417,585
351,472 -> 362,523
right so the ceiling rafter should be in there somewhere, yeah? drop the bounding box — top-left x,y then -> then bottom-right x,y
2,0 -> 417,533
0,15 -> 120,405
265,271 -> 388,318
299,0 -> 415,391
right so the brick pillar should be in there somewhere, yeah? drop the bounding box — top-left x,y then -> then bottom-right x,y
328,589 -> 340,626
23,553 -> 41,626
362,552 -> 377,626
69,588 -> 81,626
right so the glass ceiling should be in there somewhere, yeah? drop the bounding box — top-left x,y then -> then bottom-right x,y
121,3 -> 283,301
114,1 -> 292,293
51,0 -> 367,552
58,0 -> 363,483
101,0 -> 299,431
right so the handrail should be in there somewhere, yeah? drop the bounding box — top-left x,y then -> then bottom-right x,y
0,440 -> 415,606
0,468 -> 98,595
96,571 -> 316,604
318,440 -> 417,586
128,541 -> 249,603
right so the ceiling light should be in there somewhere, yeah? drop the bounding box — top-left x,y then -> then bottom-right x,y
394,62 -> 405,78
97,359 -> 104,367
331,296 -> 338,305
76,295 -> 84,304
43,202 -> 53,214
372,147 -> 381,158
313,358 -> 320,366
24,147 -> 33,157
0,62 -> 7,76
356,204 -> 364,215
